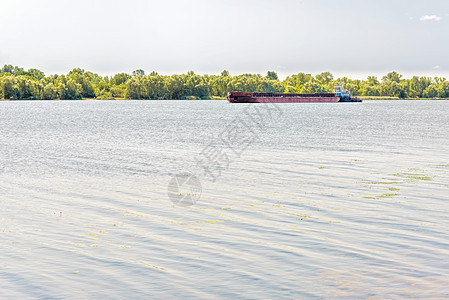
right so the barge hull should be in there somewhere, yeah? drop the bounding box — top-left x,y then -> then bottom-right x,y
226,92 -> 361,103
230,97 -> 341,103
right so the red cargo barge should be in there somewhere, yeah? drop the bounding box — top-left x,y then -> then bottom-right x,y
226,86 -> 361,103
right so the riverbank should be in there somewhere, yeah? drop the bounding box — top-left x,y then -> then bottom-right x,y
0,97 -> 228,101
3,96 -> 449,101
358,96 -> 449,100
3,97 -> 449,101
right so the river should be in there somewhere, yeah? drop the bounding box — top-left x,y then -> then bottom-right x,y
1,100 -> 448,298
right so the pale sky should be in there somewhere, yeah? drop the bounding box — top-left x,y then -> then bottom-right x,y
0,0 -> 448,79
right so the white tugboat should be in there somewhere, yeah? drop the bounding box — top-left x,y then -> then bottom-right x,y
334,85 -> 362,102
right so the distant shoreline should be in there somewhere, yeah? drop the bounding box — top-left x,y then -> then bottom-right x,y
2,65 -> 449,101
2,98 -> 449,101
357,96 -> 449,100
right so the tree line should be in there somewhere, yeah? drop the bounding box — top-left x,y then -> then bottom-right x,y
1,65 -> 448,100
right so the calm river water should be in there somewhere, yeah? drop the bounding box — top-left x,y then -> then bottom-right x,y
1,100 -> 448,298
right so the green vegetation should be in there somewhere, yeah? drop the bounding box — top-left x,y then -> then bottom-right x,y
1,65 -> 449,100
392,172 -> 433,182
358,96 -> 400,100
377,193 -> 400,198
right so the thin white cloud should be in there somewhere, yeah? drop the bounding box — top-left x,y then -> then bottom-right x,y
433,66 -> 441,70
420,15 -> 441,22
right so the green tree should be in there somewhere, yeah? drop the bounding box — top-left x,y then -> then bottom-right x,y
110,73 -> 130,85
43,83 -> 59,99
301,81 -> 325,93
423,84 -> 438,98
132,69 -> 145,77
366,76 -> 379,85
27,68 -> 45,80
0,76 -> 19,99
315,72 -> 333,85
125,76 -> 144,99
382,71 -> 402,83
437,81 -> 449,98
266,71 -> 278,81
110,85 -> 126,98
59,79 -> 82,99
